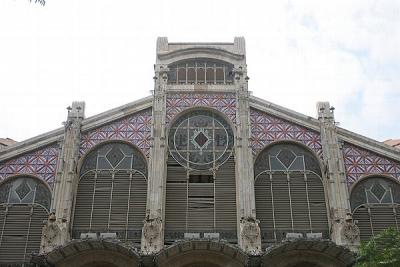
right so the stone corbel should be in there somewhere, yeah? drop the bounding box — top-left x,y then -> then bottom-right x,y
40,212 -> 68,254
239,216 -> 262,255
141,216 -> 163,255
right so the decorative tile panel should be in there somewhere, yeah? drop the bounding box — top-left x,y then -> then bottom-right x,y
166,92 -> 236,124
343,142 -> 400,186
250,109 -> 323,159
0,144 -> 59,187
80,109 -> 152,157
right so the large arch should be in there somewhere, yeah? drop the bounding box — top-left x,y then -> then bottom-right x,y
0,175 -> 51,264
261,240 -> 356,267
72,141 -> 148,243
350,175 -> 400,240
254,141 -> 329,245
33,239 -> 141,267
165,109 -> 237,243
155,240 -> 247,267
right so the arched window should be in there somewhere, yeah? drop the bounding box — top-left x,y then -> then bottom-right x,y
72,142 -> 147,243
350,177 -> 400,240
254,143 -> 328,244
165,110 -> 237,243
0,176 -> 51,264
167,59 -> 234,85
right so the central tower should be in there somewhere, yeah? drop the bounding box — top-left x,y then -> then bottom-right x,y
141,37 -> 262,254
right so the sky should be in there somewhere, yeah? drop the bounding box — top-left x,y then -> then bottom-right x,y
0,0 -> 399,143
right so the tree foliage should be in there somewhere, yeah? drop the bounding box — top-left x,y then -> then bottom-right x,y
355,228 -> 400,267
30,0 -> 45,6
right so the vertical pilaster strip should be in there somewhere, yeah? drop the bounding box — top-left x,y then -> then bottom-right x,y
141,65 -> 167,254
317,102 -> 359,251
40,102 -> 84,253
235,65 -> 262,254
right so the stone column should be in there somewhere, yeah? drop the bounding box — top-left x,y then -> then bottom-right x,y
40,101 -> 85,254
141,66 -> 168,255
317,102 -> 360,252
234,67 -> 261,255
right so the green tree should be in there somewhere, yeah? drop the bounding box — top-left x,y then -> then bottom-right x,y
355,228 -> 400,267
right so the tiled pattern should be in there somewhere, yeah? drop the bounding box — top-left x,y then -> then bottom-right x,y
166,93 -> 236,124
250,108 -> 323,159
0,144 -> 59,187
343,142 -> 400,186
80,109 -> 152,157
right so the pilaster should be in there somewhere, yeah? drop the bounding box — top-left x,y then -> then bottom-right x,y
317,102 -> 360,252
141,65 -> 168,255
234,66 -> 261,255
40,101 -> 85,254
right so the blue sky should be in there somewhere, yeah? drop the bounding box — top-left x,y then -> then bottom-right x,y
0,0 -> 399,142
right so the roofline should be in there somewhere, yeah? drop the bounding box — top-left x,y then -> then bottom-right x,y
0,96 -> 153,163
249,95 -> 400,162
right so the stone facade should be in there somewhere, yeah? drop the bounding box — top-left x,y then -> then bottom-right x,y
0,37 -> 399,267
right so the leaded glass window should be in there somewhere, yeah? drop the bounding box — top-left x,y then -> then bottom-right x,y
254,143 -> 328,245
167,59 -> 234,85
0,177 -> 51,264
350,177 -> 400,240
169,110 -> 234,171
73,142 -> 147,243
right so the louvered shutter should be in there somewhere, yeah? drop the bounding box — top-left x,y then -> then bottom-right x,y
307,173 -> 329,236
290,172 -> 310,233
255,173 -> 274,241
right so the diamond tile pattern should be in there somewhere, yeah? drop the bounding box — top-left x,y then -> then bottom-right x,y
343,142 -> 400,187
0,144 -> 59,187
15,180 -> 31,200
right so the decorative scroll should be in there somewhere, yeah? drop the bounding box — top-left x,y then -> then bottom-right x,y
250,109 -> 323,158
0,144 -> 59,187
80,109 -> 152,157
343,142 -> 400,186
166,93 -> 236,125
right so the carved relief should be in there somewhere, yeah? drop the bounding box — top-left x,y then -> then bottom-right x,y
141,216 -> 163,255
40,213 -> 67,254
240,217 -> 261,255
340,214 -> 360,244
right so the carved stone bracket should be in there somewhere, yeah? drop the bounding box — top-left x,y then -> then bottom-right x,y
40,213 -> 68,254
141,216 -> 163,255
239,217 -> 262,255
332,213 -> 360,252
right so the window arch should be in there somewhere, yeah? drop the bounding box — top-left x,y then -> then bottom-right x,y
0,176 -> 51,264
350,176 -> 400,240
165,110 -> 237,243
72,142 -> 148,243
254,143 -> 329,244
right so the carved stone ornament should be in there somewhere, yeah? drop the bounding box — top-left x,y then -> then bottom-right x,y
341,214 -> 360,243
40,213 -> 64,254
240,217 -> 261,254
143,216 -> 162,243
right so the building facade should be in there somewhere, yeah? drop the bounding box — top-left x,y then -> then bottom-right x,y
0,37 -> 399,267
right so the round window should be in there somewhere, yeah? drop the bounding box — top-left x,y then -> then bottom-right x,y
168,110 -> 234,170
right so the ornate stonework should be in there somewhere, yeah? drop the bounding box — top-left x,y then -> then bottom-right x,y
40,213 -> 68,254
79,109 -> 152,157
239,217 -> 261,255
166,92 -> 236,125
141,216 -> 163,255
250,108 -> 323,158
343,142 -> 400,186
0,144 -> 59,186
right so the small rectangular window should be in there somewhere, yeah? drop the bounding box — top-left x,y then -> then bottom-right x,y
189,175 -> 213,183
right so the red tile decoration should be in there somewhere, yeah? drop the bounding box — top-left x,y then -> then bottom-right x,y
250,109 -> 323,159
80,109 -> 152,157
343,142 -> 400,186
0,144 -> 59,187
166,93 -> 236,124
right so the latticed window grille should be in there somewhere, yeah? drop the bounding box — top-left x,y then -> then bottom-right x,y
167,59 -> 234,85
72,142 -> 147,243
165,110 -> 237,243
350,177 -> 400,240
0,177 -> 51,264
254,143 -> 329,244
